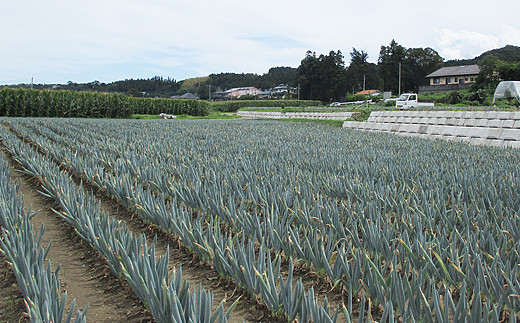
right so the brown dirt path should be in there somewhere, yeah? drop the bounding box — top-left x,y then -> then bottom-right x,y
1,150 -> 152,323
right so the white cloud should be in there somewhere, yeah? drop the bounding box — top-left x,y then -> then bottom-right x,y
1,0 -> 519,84
436,27 -> 520,61
500,26 -> 520,46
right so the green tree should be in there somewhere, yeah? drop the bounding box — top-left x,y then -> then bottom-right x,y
402,47 -> 443,92
296,50 -> 348,102
345,48 -> 380,94
378,39 -> 406,95
378,41 -> 444,94
296,51 -> 319,100
497,61 -> 520,81
474,54 -> 500,89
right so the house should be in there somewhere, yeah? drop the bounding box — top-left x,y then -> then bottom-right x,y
171,92 -> 200,99
272,84 -> 288,94
355,90 -> 382,96
225,87 -> 262,98
210,91 -> 228,101
420,65 -> 480,93
268,84 -> 291,98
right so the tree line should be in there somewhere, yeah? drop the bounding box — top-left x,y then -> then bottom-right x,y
7,76 -> 182,98
179,67 -> 298,100
296,43 -> 520,102
4,68 -> 298,100
296,40 -> 445,102
4,43 -> 518,102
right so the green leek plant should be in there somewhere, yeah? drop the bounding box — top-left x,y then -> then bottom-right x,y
0,152 -> 88,323
0,127 -> 233,323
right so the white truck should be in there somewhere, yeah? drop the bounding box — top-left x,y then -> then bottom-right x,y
395,93 -> 434,109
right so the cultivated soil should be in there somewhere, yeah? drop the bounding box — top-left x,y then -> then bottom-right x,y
0,123 -> 352,323
1,150 -> 152,322
0,147 -> 274,322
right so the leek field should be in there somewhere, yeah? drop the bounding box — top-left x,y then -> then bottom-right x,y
1,117 -> 519,322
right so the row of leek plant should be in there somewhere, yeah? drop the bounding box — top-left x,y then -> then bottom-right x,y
29,119 -> 520,321
8,118 -> 520,322
80,119 -> 520,322
0,149 -> 88,322
20,119 -> 516,322
0,126 -> 233,323
7,118 -> 520,321
7,122 -> 346,322
4,122 -> 346,321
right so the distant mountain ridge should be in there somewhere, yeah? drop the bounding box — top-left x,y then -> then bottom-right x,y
444,45 -> 520,67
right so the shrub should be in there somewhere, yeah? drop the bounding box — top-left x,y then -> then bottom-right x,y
445,91 -> 464,104
210,100 -> 321,112
344,94 -> 368,102
350,108 -> 371,121
384,100 -> 395,107
466,89 -> 486,104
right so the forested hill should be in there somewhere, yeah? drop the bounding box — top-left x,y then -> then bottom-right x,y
444,45 -> 520,66
5,76 -> 181,98
4,67 -> 297,98
208,67 -> 297,90
174,67 -> 297,99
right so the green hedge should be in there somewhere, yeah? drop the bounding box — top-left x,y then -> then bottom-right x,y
210,100 -> 322,112
0,88 -> 210,118
344,94 -> 369,102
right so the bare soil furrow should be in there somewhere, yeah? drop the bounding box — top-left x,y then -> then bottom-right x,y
2,130 -> 272,322
83,177 -> 277,323
0,253 -> 28,322
2,150 -> 152,322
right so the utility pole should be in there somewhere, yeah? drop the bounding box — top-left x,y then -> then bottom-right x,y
398,62 -> 401,96
208,84 -> 211,101
31,76 -> 33,90
297,83 -> 300,100
363,74 -> 368,108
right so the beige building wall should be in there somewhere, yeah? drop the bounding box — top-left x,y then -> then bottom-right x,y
429,74 -> 478,86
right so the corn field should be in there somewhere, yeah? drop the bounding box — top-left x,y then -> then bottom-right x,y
1,117 -> 520,322
0,88 -> 210,118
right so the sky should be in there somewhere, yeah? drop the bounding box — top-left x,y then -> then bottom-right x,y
1,0 -> 519,85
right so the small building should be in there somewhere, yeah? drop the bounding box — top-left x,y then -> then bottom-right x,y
355,90 -> 382,96
171,92 -> 200,99
269,84 -> 290,98
272,84 -> 288,94
420,65 -> 480,93
210,91 -> 228,101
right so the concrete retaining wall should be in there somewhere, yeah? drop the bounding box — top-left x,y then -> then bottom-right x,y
342,111 -> 520,148
238,111 -> 353,120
